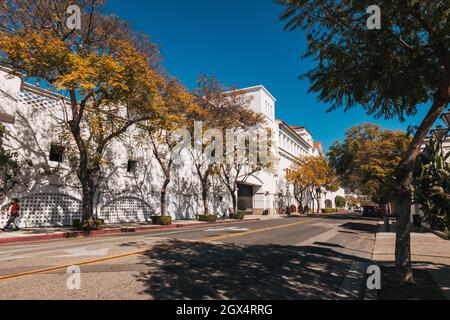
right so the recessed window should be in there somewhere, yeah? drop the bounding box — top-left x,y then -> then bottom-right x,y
49,144 -> 64,163
127,160 -> 138,173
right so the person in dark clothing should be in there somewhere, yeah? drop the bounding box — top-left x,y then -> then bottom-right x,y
2,198 -> 20,231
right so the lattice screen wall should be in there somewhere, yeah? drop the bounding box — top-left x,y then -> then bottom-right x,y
18,90 -> 61,109
98,197 -> 153,224
1,193 -> 155,228
0,193 -> 83,228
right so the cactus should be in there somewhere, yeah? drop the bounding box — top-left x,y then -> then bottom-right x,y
413,138 -> 450,231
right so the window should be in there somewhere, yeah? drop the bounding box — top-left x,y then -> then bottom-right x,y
127,160 -> 138,173
49,144 -> 64,163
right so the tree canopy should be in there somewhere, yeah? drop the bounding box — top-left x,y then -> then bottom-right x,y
277,0 -> 449,120
328,123 -> 411,205
277,0 -> 449,283
287,155 -> 339,212
0,0 -> 171,222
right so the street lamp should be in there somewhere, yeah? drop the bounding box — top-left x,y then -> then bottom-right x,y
430,125 -> 449,143
441,109 -> 450,128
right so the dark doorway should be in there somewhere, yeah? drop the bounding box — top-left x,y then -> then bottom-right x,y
237,184 -> 253,212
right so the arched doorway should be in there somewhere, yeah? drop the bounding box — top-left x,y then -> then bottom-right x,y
325,199 -> 333,209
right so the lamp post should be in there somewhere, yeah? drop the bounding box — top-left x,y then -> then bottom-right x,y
430,125 -> 449,157
431,125 -> 449,143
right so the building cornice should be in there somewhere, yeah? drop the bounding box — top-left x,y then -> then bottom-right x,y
225,85 -> 277,102
276,119 -> 312,149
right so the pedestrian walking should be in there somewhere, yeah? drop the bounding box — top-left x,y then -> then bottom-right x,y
2,198 -> 20,231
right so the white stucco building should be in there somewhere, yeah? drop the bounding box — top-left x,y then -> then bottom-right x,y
0,69 -> 345,227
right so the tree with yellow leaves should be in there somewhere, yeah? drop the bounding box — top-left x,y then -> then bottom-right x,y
328,123 -> 411,212
138,79 -> 204,218
0,0 -> 169,224
189,76 -> 261,217
287,155 -> 339,213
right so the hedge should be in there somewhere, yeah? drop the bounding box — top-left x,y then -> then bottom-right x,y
72,218 -> 105,231
198,215 -> 217,222
321,208 -> 338,214
151,216 -> 173,226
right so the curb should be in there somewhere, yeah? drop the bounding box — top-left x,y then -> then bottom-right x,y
0,218 -> 261,246
431,229 -> 449,240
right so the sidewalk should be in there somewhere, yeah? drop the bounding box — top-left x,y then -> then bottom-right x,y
372,221 -> 450,299
0,215 -> 266,245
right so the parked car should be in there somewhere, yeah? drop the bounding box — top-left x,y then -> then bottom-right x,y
363,206 -> 379,217
353,206 -> 362,213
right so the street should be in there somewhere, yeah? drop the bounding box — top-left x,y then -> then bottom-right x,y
0,214 -> 379,300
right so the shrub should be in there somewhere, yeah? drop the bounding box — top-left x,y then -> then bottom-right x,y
234,212 -> 246,220
321,208 -> 338,214
198,215 -> 217,222
72,218 -> 105,231
151,216 -> 173,226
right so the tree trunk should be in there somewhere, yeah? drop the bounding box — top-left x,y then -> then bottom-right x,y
201,181 -> 209,216
160,177 -> 170,217
394,96 -> 449,284
80,174 -> 96,221
295,196 -> 303,214
394,176 -> 415,284
231,190 -> 238,216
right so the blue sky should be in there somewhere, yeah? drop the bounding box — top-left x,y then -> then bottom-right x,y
105,0 -> 429,151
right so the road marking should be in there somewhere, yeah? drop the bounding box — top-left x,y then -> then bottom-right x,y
0,253 -> 33,261
0,226 -> 235,255
204,227 -> 250,232
0,250 -> 149,282
200,219 -> 316,242
53,247 -> 110,258
0,219 -> 316,282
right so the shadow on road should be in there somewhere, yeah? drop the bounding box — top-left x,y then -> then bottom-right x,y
130,240 -> 372,300
319,214 -> 380,222
339,222 -> 379,234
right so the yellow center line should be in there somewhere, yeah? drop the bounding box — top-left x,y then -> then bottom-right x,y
0,218 -> 316,282
197,218 -> 316,242
0,250 -> 149,282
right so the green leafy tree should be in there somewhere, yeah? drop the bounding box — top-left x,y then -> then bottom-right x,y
413,138 -> 450,231
335,196 -> 346,209
277,0 -> 449,283
328,123 -> 411,207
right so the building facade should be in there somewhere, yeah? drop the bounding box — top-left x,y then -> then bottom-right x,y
0,70 -> 345,227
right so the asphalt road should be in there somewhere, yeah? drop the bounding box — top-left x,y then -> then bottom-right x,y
0,214 -> 379,300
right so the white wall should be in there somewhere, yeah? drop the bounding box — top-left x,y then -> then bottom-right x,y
1,74 -> 347,227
